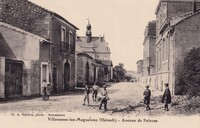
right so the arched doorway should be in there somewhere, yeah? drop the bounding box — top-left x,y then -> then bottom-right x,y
64,61 -> 70,91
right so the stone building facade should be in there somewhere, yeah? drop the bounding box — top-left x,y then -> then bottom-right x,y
136,59 -> 143,83
76,22 -> 113,87
0,22 -> 50,98
0,0 -> 78,97
136,21 -> 156,88
137,0 -> 200,95
155,0 -> 200,94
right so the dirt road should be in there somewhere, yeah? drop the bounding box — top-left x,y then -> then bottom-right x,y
0,82 -> 146,115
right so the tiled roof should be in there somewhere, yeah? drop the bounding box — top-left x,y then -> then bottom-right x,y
27,0 -> 78,29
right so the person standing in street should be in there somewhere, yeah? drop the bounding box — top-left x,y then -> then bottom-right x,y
83,83 -> 90,106
41,80 -> 48,100
46,82 -> 52,100
143,85 -> 151,111
99,85 -> 109,111
92,82 -> 100,102
162,83 -> 172,111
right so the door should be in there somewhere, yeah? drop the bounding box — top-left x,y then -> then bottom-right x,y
64,62 -> 70,91
5,60 -> 23,98
52,67 -> 57,93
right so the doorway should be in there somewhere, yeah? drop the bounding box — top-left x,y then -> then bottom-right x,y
64,61 -> 70,91
5,59 -> 23,98
52,66 -> 57,93
41,62 -> 49,93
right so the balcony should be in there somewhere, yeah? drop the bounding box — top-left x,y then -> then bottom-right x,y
60,41 -> 75,54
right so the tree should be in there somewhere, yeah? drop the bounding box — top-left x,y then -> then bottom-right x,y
113,63 -> 127,81
183,47 -> 200,98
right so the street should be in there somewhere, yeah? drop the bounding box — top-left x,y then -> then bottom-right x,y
1,82 -> 196,117
0,82 -> 145,114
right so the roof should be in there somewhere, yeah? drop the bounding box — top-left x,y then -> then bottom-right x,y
144,20 -> 156,38
0,22 -> 49,42
97,59 -> 113,66
77,36 -> 110,53
148,21 -> 156,36
77,53 -> 93,59
155,0 -> 200,14
136,59 -> 143,64
77,36 -> 106,45
27,0 -> 79,30
170,11 -> 194,26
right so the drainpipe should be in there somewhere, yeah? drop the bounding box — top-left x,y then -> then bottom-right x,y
193,0 -> 196,13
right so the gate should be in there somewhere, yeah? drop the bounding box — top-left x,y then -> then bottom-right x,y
5,59 -> 23,98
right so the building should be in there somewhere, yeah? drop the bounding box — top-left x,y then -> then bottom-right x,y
136,60 -> 143,83
136,21 -> 156,88
0,22 -> 51,98
155,0 -> 200,94
143,21 -> 157,88
76,21 -> 113,86
0,0 -> 78,97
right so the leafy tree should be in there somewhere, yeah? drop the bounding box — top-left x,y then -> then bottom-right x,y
113,63 -> 127,81
183,47 -> 200,98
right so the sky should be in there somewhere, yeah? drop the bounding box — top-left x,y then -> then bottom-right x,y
30,0 -> 159,71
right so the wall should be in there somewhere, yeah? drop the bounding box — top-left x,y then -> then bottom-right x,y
0,0 -> 51,38
50,17 -> 77,92
168,2 -> 193,18
156,2 -> 167,36
174,13 -> 200,94
149,37 -> 156,74
0,57 -> 5,98
0,23 -> 48,97
77,54 -> 94,87
0,25 -> 40,60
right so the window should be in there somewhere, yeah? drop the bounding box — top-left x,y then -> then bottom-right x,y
61,26 -> 66,42
69,31 -> 73,44
61,26 -> 69,52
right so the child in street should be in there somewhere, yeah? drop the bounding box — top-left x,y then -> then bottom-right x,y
46,82 -> 52,100
143,85 -> 151,111
41,80 -> 47,100
83,83 -> 90,106
92,82 -> 100,102
99,85 -> 109,111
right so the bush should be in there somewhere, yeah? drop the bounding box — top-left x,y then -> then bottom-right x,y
183,47 -> 200,98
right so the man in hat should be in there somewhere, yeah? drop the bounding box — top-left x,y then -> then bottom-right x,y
99,85 -> 109,111
143,85 -> 151,111
162,83 -> 172,111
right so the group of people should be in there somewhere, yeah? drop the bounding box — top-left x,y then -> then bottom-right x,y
143,83 -> 172,111
41,80 -> 172,112
83,82 -> 109,111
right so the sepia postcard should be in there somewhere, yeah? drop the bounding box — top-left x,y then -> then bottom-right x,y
0,0 -> 200,128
